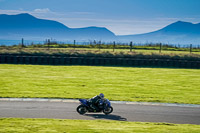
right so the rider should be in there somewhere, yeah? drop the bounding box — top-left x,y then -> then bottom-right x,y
88,93 -> 105,111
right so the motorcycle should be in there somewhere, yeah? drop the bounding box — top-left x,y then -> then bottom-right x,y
76,98 -> 113,115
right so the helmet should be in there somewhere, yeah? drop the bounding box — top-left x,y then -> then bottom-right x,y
99,93 -> 104,98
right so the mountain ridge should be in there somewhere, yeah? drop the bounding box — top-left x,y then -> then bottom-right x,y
118,20 -> 200,44
0,13 -> 200,44
0,13 -> 115,41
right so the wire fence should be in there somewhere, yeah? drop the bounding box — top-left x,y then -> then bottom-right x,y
1,38 -> 200,54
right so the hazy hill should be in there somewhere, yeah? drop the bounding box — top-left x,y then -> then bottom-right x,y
0,13 -> 116,41
0,13 -> 200,45
118,21 -> 200,45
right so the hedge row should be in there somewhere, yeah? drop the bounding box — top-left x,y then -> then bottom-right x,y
0,54 -> 199,69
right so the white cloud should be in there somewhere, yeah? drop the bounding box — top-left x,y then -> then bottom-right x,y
0,8 -> 52,15
0,9 -> 27,14
33,8 -> 51,13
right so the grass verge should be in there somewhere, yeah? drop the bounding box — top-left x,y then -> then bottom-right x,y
0,48 -> 200,60
0,118 -> 200,133
0,64 -> 200,104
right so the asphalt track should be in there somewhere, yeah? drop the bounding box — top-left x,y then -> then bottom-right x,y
0,100 -> 200,125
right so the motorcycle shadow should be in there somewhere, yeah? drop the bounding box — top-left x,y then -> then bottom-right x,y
85,114 -> 127,121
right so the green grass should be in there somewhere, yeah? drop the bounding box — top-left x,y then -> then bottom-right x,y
1,47 -> 200,58
0,64 -> 200,104
0,118 -> 200,133
2,43 -> 200,52
1,47 -> 200,66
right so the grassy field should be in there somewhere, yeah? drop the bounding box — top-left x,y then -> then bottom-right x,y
1,47 -> 200,55
0,118 -> 200,133
0,64 -> 200,104
64,48 -> 200,54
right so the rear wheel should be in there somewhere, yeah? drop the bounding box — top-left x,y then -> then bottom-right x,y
103,106 -> 113,115
77,105 -> 87,115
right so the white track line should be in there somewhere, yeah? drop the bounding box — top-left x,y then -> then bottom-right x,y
0,98 -> 200,108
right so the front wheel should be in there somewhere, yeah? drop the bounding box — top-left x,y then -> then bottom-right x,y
77,105 -> 87,115
103,106 -> 113,115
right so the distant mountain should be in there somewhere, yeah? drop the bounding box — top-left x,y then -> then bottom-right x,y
0,13 -> 200,45
159,21 -> 200,35
0,13 -> 116,41
118,21 -> 200,45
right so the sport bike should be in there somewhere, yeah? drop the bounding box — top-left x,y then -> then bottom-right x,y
76,98 -> 113,115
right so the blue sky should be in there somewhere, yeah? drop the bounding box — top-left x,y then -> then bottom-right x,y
0,0 -> 200,35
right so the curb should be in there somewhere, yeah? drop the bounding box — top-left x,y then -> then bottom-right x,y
1,98 -> 200,108
0,98 -> 79,103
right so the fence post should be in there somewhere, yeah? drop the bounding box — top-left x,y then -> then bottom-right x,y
21,38 -> 24,48
113,41 -> 116,52
48,39 -> 50,50
190,44 -> 192,54
74,40 -> 76,49
159,43 -> 162,53
99,41 -> 101,51
130,41 -> 133,52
